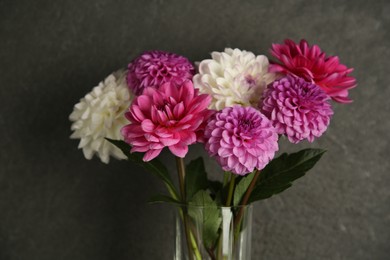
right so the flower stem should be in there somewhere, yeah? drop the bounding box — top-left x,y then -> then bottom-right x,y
241,169 -> 260,206
223,171 -> 230,187
234,169 -> 261,237
175,157 -> 186,201
175,157 -> 201,260
216,173 -> 236,259
225,173 -> 236,207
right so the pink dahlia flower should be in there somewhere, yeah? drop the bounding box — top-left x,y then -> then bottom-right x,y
127,50 -> 195,95
269,39 -> 356,103
204,105 -> 278,175
121,80 -> 211,161
260,76 -> 333,143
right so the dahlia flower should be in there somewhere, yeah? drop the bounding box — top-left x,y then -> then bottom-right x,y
204,105 -> 278,175
126,50 -> 195,95
121,80 -> 212,161
269,39 -> 356,103
69,70 -> 132,163
193,48 -> 276,110
260,76 -> 333,143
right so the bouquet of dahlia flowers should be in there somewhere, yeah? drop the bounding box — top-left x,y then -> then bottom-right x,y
70,39 -> 356,259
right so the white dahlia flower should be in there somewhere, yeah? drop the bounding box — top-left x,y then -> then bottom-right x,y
193,48 -> 276,110
69,69 -> 132,163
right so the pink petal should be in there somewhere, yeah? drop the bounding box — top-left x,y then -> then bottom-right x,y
270,43 -> 283,59
180,114 -> 194,123
169,143 -> 188,158
232,146 -> 245,157
218,147 -> 232,157
144,134 -> 160,142
173,102 -> 185,118
222,130 -> 231,143
150,143 -> 165,149
143,149 -> 162,161
332,95 -> 353,104
227,156 -> 238,169
211,128 -> 223,137
164,104 -> 174,119
131,146 -> 149,153
157,110 -> 168,124
155,127 -> 172,138
189,94 -> 212,114
160,137 -> 180,146
137,95 -> 152,112
180,80 -> 195,105
121,124 -> 144,138
152,90 -> 165,104
141,119 -> 155,132
180,132 -> 197,145
150,106 -> 159,122
159,82 -> 178,98
129,105 -> 145,122
143,87 -> 157,96
131,139 -> 150,146
269,64 -> 287,73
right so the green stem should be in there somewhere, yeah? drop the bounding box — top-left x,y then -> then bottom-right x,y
175,157 -> 201,260
216,173 -> 236,259
234,169 -> 261,238
225,173 -> 236,207
175,157 -> 186,201
223,171 -> 230,187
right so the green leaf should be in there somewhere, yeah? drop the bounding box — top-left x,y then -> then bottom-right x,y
188,190 -> 221,249
185,157 -> 209,201
249,149 -> 326,203
106,139 -> 179,200
233,173 -> 255,206
148,194 -> 183,206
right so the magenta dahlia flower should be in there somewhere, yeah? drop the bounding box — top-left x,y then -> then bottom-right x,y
260,76 -> 333,143
269,39 -> 356,103
126,50 -> 195,95
204,105 -> 278,175
121,80 -> 211,161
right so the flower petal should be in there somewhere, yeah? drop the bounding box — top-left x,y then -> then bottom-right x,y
141,119 -> 155,132
169,143 -> 188,158
143,149 -> 163,161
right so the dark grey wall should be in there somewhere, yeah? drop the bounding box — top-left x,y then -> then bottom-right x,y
1,0 -> 389,259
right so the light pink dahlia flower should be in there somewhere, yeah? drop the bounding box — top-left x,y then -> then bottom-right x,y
269,39 -> 356,103
127,50 -> 195,95
260,76 -> 333,143
121,80 -> 212,161
204,105 -> 278,175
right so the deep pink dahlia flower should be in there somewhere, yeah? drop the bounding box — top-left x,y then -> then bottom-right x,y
260,76 -> 333,143
269,39 -> 356,103
127,50 -> 195,95
121,80 -> 211,161
204,105 -> 278,175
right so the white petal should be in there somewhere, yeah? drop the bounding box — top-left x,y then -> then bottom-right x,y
69,69 -> 132,163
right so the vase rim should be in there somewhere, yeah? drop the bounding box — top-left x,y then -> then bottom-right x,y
161,202 -> 253,209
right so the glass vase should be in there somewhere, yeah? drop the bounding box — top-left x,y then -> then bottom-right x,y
174,204 -> 253,260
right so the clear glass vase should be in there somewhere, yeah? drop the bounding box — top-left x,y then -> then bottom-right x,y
174,204 -> 253,260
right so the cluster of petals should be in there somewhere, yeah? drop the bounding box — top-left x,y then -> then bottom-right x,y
126,50 -> 195,95
121,81 -> 212,161
269,39 -> 356,103
193,48 -> 276,110
69,70 -> 132,163
204,105 -> 278,175
260,76 -> 333,143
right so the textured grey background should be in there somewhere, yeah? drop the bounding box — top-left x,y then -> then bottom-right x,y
0,0 -> 389,259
